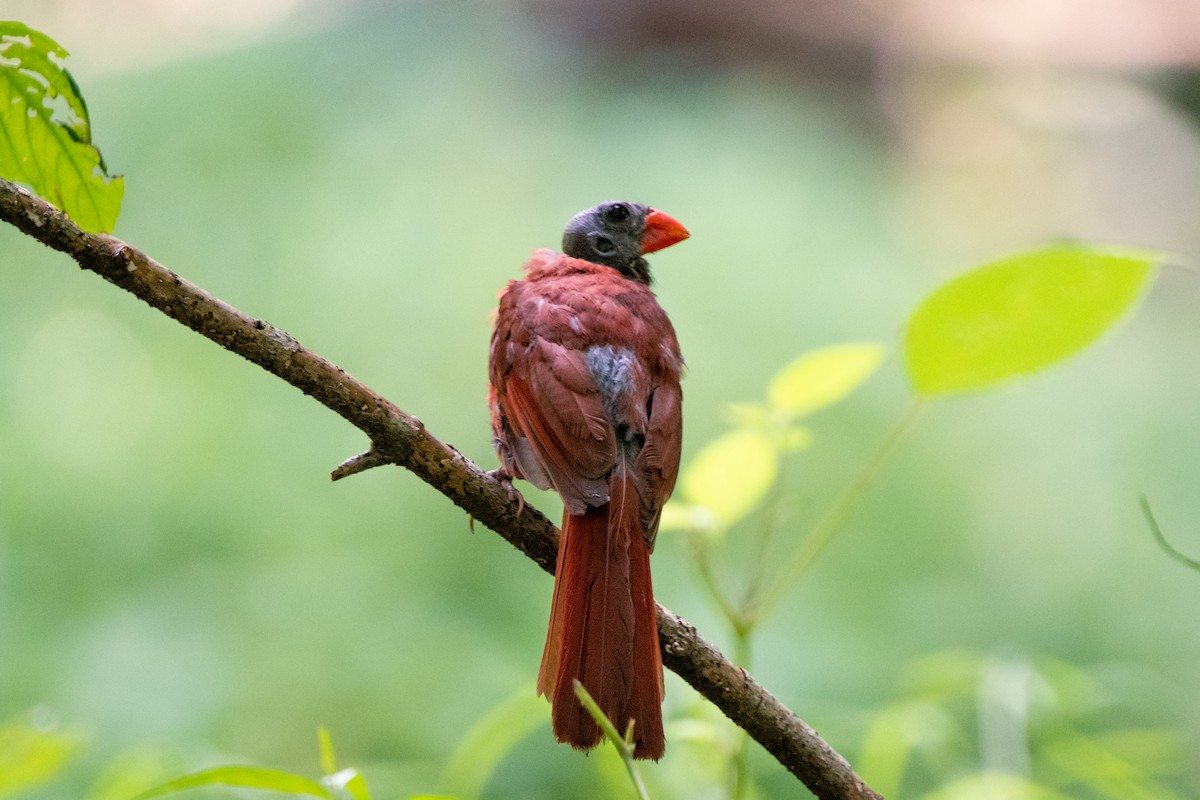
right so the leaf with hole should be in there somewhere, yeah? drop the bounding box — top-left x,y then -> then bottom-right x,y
0,21 -> 123,232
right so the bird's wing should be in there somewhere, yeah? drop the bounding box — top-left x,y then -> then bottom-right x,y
490,285 -> 616,514
636,381 -> 682,551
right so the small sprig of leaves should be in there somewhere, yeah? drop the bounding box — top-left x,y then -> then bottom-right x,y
662,243 -> 1160,798
0,21 -> 123,232
666,243 -> 1160,634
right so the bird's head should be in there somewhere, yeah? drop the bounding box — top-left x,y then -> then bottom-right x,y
561,201 -> 689,284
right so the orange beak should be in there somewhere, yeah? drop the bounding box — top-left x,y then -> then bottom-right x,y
639,209 -> 690,255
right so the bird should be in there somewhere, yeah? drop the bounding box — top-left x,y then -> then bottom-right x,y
488,201 -> 688,760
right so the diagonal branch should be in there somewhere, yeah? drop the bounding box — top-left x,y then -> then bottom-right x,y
0,177 -> 881,800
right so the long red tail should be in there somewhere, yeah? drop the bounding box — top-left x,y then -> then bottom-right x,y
536,472 -> 665,759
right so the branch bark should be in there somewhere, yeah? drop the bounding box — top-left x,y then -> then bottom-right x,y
0,177 -> 882,800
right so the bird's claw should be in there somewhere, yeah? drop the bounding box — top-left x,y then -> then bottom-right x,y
488,467 -> 525,517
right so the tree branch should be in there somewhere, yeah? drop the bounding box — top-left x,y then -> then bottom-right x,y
0,177 -> 881,800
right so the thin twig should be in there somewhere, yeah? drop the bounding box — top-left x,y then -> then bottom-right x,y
0,177 -> 881,800
757,399 -> 928,620
331,449 -> 394,481
1140,495 -> 1200,572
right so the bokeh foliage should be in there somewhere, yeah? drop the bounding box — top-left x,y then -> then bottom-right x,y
1,4 -> 1198,799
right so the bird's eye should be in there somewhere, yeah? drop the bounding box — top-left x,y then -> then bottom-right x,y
593,235 -> 615,255
604,204 -> 630,223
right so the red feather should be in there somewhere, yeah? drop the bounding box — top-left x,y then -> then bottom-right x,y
490,242 -> 683,760
538,470 -> 665,758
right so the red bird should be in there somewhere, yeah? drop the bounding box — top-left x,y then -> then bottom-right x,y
488,201 -> 689,759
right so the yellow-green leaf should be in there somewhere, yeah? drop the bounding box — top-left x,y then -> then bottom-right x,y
857,701 -> 952,799
657,501 -> 719,535
86,746 -> 182,800
922,772 -> 1072,800
318,727 -> 337,776
779,426 -> 814,453
0,718 -> 82,797
680,429 -> 778,529
767,343 -> 885,418
904,245 -> 1157,395
132,766 -> 332,800
1044,734 -> 1181,800
725,402 -> 771,430
324,768 -> 371,800
0,22 -> 123,232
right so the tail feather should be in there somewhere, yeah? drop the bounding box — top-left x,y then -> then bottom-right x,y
537,472 -> 665,759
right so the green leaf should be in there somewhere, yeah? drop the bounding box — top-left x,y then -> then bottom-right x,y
318,728 -> 338,777
87,746 -> 182,800
656,501 -> 719,535
0,717 -> 83,797
316,729 -> 370,800
439,685 -> 546,800
904,245 -> 1157,395
0,21 -> 123,232
1091,729 -> 1187,776
1044,735 -> 1180,800
324,769 -> 371,800
766,343 -> 885,418
725,402 -> 771,430
922,772 -> 1072,800
132,766 -> 332,800
679,429 -> 778,529
778,426 -> 813,453
857,702 -> 954,799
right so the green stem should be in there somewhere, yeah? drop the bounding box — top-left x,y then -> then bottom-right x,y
691,536 -> 741,627
572,681 -> 652,800
740,460 -> 788,620
689,519 -> 761,798
727,466 -> 789,799
1141,494 -> 1200,572
728,622 -> 754,800
756,399 -> 929,620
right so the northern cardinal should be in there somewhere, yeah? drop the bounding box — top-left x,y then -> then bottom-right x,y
488,201 -> 689,759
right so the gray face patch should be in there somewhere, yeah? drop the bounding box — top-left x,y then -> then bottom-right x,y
586,344 -> 637,429
561,202 -> 654,284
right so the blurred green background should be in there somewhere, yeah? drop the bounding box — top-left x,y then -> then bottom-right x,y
2,1 -> 1199,797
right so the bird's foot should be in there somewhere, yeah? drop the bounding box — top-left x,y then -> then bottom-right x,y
488,467 -> 525,517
